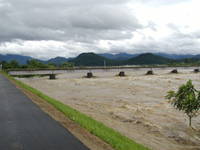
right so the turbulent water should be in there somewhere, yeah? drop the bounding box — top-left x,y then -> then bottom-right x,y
17,69 -> 200,150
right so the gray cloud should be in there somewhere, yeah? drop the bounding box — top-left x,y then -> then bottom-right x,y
0,0 -> 142,43
166,23 -> 180,32
137,0 -> 189,6
146,21 -> 157,31
0,0 -> 199,59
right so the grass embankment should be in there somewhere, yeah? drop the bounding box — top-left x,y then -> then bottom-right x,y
2,71 -> 150,150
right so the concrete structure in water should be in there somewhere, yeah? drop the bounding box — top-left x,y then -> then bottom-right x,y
119,71 -> 125,76
172,69 -> 178,74
194,69 -> 199,73
49,74 -> 56,79
146,70 -> 153,75
87,72 -> 93,78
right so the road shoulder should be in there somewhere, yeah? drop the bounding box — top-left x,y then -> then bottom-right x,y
2,73 -> 114,150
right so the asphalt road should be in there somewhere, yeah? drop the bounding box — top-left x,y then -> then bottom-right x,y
0,73 -> 90,150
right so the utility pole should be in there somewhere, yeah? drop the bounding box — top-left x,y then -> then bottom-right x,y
104,61 -> 106,68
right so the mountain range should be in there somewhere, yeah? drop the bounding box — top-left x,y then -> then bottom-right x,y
0,54 -> 32,65
1,52 -> 200,66
99,53 -> 200,60
98,53 -> 138,60
36,57 -> 74,66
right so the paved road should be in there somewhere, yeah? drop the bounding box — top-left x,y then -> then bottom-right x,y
0,73 -> 89,150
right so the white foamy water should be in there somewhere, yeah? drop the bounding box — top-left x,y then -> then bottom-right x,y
17,69 -> 200,150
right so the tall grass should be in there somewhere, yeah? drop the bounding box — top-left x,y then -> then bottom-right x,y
1,71 -> 150,150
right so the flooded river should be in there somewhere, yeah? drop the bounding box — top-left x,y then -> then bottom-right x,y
17,69 -> 200,150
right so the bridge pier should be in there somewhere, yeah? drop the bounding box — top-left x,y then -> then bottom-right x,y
49,74 -> 56,79
146,70 -> 153,75
87,72 -> 93,78
119,71 -> 125,76
171,69 -> 178,74
194,69 -> 199,73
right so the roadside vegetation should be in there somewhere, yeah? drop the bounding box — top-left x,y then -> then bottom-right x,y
1,71 -> 150,150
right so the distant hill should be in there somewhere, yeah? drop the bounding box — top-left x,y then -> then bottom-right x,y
154,53 -> 199,60
126,53 -> 172,65
99,53 -> 138,60
187,57 -> 200,63
98,53 -> 115,59
194,54 -> 200,58
99,52 -> 200,61
25,57 -> 73,66
0,54 -> 32,65
68,52 -> 123,66
44,57 -> 74,66
1,52 -> 200,67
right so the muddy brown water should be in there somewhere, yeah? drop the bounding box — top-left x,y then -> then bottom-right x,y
17,70 -> 200,150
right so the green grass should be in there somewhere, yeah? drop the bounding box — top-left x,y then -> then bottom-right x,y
1,71 -> 150,150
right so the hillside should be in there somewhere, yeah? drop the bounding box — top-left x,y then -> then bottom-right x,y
0,54 -> 32,65
68,52 -> 123,66
1,52 -> 200,67
126,53 -> 172,65
154,53 -> 196,60
100,52 -> 200,60
99,53 -> 138,60
44,57 -> 73,66
194,54 -> 200,58
28,57 -> 74,66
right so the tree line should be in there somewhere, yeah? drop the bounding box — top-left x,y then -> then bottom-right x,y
0,59 -> 74,70
0,57 -> 200,70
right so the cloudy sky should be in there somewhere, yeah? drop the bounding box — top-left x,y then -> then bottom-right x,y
0,0 -> 200,60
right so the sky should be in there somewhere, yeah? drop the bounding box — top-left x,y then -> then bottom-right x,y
0,0 -> 200,60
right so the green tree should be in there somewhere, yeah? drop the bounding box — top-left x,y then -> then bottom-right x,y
10,60 -> 20,68
68,62 -> 74,68
61,62 -> 74,68
185,58 -> 190,64
20,65 -> 31,69
165,80 -> 200,127
79,65 -> 85,69
38,62 -> 46,68
26,59 -> 31,65
47,63 -> 57,67
30,59 -> 39,68
141,64 -> 148,67
170,60 -> 173,66
0,60 -> 11,69
61,62 -> 70,68
1,60 -> 7,66
149,64 -> 158,67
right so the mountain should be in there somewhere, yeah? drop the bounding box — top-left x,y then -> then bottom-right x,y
194,54 -> 200,58
126,53 -> 172,65
99,53 -> 138,60
98,53 -> 114,59
0,54 -> 32,65
1,52 -> 200,67
154,53 -> 199,60
99,52 -> 200,60
188,57 -> 200,63
19,56 -> 73,66
68,52 -> 123,66
44,57 -> 74,66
